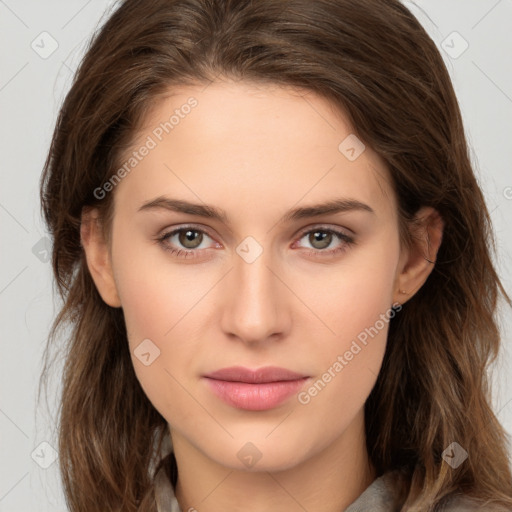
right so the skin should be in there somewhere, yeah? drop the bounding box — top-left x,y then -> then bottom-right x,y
81,80 -> 443,512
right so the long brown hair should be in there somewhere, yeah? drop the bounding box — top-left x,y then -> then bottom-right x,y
39,0 -> 512,510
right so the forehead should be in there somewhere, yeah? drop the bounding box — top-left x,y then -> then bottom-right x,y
112,80 -> 396,221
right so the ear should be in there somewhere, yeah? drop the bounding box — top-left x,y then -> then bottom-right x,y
80,207 -> 122,308
393,206 -> 444,305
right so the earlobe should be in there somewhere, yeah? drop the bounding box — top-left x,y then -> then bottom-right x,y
80,207 -> 122,308
393,206 -> 444,305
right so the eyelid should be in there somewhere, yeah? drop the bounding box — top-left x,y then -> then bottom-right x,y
157,223 -> 219,242
294,222 -> 354,238
157,222 -> 353,244
291,225 -> 354,254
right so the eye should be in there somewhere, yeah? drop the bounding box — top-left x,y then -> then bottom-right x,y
294,226 -> 355,258
156,226 -> 219,259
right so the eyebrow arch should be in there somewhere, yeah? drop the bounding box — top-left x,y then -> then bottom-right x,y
138,196 -> 375,225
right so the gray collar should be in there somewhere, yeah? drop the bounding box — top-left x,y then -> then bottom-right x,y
153,454 -> 505,512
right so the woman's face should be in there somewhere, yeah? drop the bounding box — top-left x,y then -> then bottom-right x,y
94,81 -> 409,471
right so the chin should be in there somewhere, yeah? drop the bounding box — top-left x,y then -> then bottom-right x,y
202,434 -> 313,473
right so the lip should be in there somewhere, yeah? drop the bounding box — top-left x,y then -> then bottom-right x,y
203,366 -> 310,411
204,366 -> 307,383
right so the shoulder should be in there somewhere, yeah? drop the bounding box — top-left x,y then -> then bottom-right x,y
438,493 -> 512,512
346,470 -> 512,512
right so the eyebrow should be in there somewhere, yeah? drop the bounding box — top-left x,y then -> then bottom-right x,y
138,196 -> 375,224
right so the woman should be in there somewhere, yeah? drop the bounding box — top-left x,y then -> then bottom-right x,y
39,0 -> 512,510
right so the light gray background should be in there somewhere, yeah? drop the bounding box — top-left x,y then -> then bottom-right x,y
1,1 -> 511,510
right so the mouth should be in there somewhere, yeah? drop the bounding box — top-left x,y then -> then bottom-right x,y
202,366 -> 310,411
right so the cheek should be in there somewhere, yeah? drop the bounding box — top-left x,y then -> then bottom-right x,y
115,270 -> 199,423
111,223 -> 213,346
312,236 -> 399,347
299,238 -> 399,406
110,238 -> 219,419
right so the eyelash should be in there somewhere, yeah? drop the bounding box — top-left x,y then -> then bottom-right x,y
155,225 -> 355,260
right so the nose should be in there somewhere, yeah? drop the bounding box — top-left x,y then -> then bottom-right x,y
220,243 -> 291,346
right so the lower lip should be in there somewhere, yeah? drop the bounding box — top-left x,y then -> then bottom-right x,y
204,377 -> 309,411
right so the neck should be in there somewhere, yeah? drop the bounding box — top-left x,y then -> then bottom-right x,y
171,409 -> 376,512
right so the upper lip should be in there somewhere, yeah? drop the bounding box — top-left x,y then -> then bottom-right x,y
203,366 -> 308,383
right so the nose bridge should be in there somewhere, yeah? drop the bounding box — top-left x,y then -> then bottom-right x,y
220,237 -> 288,343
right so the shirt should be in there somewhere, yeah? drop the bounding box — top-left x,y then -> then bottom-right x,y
153,450 -> 511,512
